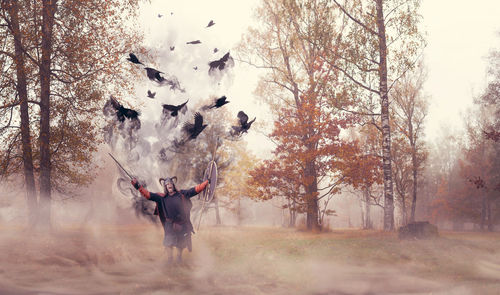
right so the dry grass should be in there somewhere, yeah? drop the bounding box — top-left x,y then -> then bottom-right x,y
0,224 -> 499,294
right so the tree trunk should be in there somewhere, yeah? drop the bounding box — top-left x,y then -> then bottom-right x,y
487,197 -> 493,232
480,195 -> 486,231
290,198 -> 297,227
360,198 -> 365,228
214,196 -> 221,225
401,192 -> 407,225
410,133 -> 418,223
305,160 -> 319,231
362,186 -> 372,229
376,0 -> 394,231
38,0 -> 57,228
4,0 -> 38,226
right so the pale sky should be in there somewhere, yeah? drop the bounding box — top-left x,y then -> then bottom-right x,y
135,0 -> 500,156
421,0 -> 500,141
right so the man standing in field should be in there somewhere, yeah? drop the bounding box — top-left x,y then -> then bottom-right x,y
131,176 -> 208,265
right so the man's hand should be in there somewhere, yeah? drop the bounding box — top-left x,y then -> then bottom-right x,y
131,178 -> 140,190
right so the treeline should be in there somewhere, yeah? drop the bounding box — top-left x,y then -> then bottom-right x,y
0,0 -> 145,228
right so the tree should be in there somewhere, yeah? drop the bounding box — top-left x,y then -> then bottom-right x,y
0,0 -> 145,227
0,0 -> 38,226
239,0 -> 358,231
390,61 -> 428,224
342,125 -> 383,229
216,141 -> 258,226
326,0 -> 426,230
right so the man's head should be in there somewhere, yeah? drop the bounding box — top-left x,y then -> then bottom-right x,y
160,177 -> 177,195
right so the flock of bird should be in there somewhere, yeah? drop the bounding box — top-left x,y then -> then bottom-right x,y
105,17 -> 256,155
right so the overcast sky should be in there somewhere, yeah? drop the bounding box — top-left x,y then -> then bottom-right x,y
421,0 -> 500,141
136,0 -> 500,156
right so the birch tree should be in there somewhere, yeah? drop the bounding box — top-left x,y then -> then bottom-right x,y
325,0 -> 425,230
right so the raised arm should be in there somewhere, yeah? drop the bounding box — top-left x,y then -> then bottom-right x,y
182,180 -> 209,198
195,180 -> 209,193
131,178 -> 162,202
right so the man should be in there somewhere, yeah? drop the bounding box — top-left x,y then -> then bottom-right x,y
131,176 -> 208,265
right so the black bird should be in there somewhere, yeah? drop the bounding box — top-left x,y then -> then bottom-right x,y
144,67 -> 163,82
170,46 -> 175,51
155,71 -> 165,82
193,66 -> 198,70
208,52 -> 233,72
209,96 -> 229,109
127,53 -> 143,65
106,97 -> 140,122
162,99 -> 188,117
182,112 -> 207,140
213,48 -> 219,53
206,20 -> 215,27
147,90 -> 156,98
158,14 -> 163,18
231,111 -> 256,136
186,40 -> 201,44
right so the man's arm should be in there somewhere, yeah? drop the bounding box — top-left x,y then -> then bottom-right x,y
183,180 -> 209,198
131,179 -> 162,202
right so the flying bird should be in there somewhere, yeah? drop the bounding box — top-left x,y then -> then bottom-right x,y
158,14 -> 163,18
127,53 -> 143,65
208,52 -> 233,73
155,71 -> 165,82
186,40 -> 201,45
182,112 -> 207,141
231,111 -> 256,136
213,48 -> 219,53
106,96 -> 140,122
206,20 -> 215,27
147,90 -> 156,98
193,66 -> 198,70
170,46 -> 175,51
209,96 -> 229,109
162,99 -> 189,117
144,67 -> 164,82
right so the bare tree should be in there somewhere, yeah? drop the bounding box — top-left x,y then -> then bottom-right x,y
325,0 -> 426,230
391,61 -> 428,223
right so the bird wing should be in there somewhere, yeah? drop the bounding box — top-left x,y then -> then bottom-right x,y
217,96 -> 227,104
182,122 -> 194,134
177,99 -> 189,109
221,52 -> 230,62
162,104 -> 178,111
237,111 -> 248,125
110,97 -> 121,111
208,60 -> 220,68
194,112 -> 204,128
121,107 -> 139,120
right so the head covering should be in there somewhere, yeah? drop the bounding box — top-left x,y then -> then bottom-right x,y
159,176 -> 178,193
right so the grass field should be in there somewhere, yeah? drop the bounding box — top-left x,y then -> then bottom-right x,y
0,225 -> 499,294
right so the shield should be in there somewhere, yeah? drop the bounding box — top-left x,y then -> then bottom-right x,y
202,160 -> 217,203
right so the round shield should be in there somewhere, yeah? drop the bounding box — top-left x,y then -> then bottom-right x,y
202,160 -> 217,203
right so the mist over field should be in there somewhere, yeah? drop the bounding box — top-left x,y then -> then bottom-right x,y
0,221 -> 500,295
1,0 -> 500,294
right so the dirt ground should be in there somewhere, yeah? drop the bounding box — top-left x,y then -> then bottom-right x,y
0,224 -> 499,295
